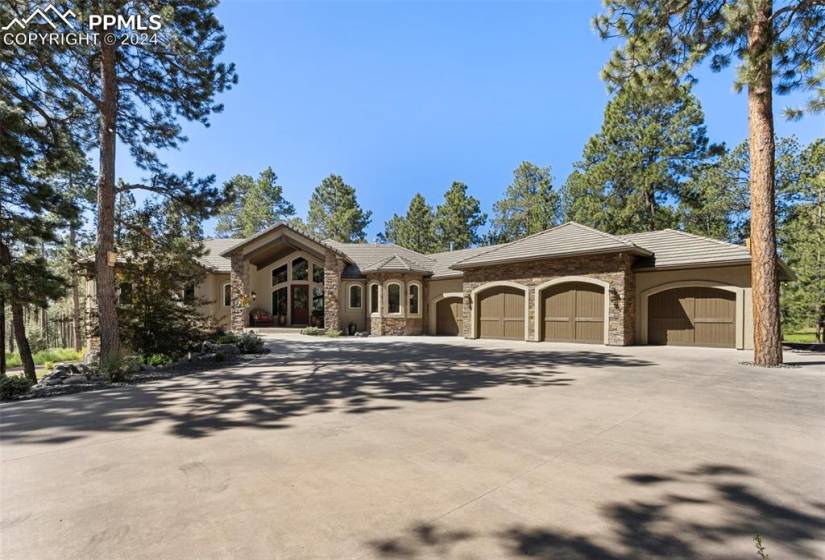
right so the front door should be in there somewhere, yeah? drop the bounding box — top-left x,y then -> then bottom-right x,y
291,285 -> 309,325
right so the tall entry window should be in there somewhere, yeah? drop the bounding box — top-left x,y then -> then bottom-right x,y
292,257 -> 308,281
370,284 -> 379,313
272,287 -> 288,324
408,284 -> 420,315
272,264 -> 287,285
387,283 -> 401,314
312,287 -> 324,327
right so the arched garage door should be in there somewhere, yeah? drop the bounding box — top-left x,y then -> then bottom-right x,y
648,287 -> 735,348
541,282 -> 605,343
436,297 -> 463,336
477,286 -> 525,340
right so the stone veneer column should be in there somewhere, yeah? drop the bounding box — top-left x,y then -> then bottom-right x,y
230,253 -> 250,332
606,254 -> 635,345
323,251 -> 343,331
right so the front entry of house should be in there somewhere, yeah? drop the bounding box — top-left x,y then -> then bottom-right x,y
290,285 -> 309,326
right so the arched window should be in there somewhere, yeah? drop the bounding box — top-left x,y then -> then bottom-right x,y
408,283 -> 420,316
370,283 -> 379,314
349,284 -> 363,309
387,283 -> 401,315
223,283 -> 232,307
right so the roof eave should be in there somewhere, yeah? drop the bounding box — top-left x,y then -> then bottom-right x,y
451,246 -> 651,270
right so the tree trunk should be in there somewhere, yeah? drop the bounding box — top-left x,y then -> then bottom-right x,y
0,242 -> 36,381
95,34 -> 121,363
747,0 -> 782,366
70,228 -> 83,351
1,295 -> 6,378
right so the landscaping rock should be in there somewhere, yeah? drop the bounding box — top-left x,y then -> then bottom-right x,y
214,343 -> 240,355
63,376 -> 87,385
83,350 -> 100,366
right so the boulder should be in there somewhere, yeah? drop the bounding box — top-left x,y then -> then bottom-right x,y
214,343 -> 239,355
83,350 -> 100,366
63,376 -> 87,385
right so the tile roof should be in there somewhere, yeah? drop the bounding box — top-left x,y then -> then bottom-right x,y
451,222 -> 652,269
198,238 -> 240,272
618,229 -> 752,269
218,221 -> 345,257
360,253 -> 434,274
325,241 -> 436,278
428,246 -> 502,279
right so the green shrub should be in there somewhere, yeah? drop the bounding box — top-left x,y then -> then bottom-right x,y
0,376 -> 34,400
325,329 -> 342,337
216,332 -> 240,345
101,354 -> 143,382
214,352 -> 225,362
144,353 -> 173,367
236,332 -> 264,353
300,326 -> 325,336
5,347 -> 85,368
44,361 -> 54,371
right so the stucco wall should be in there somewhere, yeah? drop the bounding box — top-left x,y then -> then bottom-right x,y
633,265 -> 753,349
426,277 -> 464,335
340,279 -> 367,333
198,272 -> 231,330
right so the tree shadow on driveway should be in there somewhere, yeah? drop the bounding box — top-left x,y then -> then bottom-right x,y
368,463 -> 825,559
0,338 -> 653,444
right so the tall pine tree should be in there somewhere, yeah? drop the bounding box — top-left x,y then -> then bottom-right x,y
562,80 -> 712,233
434,182 -> 487,250
306,175 -> 372,242
492,162 -> 559,242
595,0 -> 825,366
215,167 -> 296,238
3,0 -> 237,364
381,194 -> 439,253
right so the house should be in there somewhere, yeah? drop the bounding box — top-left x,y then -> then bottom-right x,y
168,221 -> 779,350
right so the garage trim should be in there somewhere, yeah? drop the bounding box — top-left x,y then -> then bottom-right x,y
533,276 -> 610,344
429,292 -> 464,335
470,281 -> 529,341
640,280 -> 744,349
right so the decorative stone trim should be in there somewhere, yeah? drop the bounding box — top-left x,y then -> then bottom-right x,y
323,251 -> 344,331
230,253 -> 250,332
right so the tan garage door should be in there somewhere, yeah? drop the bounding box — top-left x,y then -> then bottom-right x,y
541,282 -> 604,343
477,286 -> 525,340
436,297 -> 463,336
648,287 -> 736,348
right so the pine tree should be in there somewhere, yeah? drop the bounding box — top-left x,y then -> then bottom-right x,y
778,140 -> 824,334
562,80 -> 712,234
381,194 -> 439,253
3,0 -> 237,365
434,182 -> 487,250
306,175 -> 372,242
215,167 -> 296,238
0,97 -> 80,381
492,162 -> 559,242
595,0 -> 825,366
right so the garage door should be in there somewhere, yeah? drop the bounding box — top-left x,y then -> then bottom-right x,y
648,287 -> 736,348
477,286 -> 525,340
541,282 -> 605,343
436,297 -> 463,336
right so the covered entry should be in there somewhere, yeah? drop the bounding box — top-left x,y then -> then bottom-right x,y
648,287 -> 736,348
436,297 -> 463,336
540,281 -> 605,344
476,285 -> 526,340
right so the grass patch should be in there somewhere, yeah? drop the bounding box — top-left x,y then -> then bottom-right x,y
5,347 -> 85,368
783,330 -> 818,344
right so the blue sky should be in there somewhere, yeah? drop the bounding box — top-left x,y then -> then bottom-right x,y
120,0 -> 822,240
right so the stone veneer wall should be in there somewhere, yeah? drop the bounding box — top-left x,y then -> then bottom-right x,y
230,253 -> 250,332
461,252 -> 637,345
324,251 -> 344,331
365,272 -> 426,336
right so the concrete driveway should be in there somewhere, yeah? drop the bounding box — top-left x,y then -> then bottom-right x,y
2,335 -> 824,559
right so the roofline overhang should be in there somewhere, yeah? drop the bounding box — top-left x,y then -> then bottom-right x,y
450,246 -> 652,271
219,222 -> 348,260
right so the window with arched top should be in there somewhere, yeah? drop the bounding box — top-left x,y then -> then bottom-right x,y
369,283 -> 379,314
408,283 -> 420,316
387,283 -> 402,315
